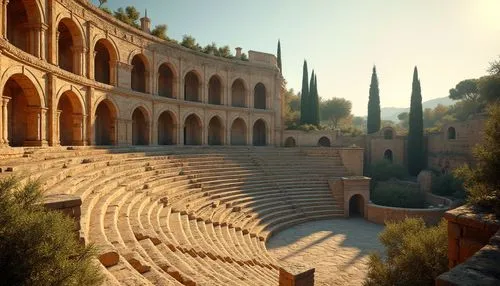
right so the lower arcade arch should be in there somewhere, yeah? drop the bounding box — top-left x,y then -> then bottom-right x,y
132,107 -> 149,145
94,100 -> 116,145
3,74 -> 43,147
252,119 -> 267,146
230,118 -> 247,146
157,111 -> 177,145
318,136 -> 331,147
57,91 -> 84,146
284,136 -> 296,147
208,116 -> 224,145
184,114 -> 202,145
349,194 -> 365,217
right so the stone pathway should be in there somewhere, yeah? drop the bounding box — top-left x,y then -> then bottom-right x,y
266,218 -> 384,286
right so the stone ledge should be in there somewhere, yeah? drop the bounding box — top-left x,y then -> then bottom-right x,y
444,205 -> 500,233
436,230 -> 500,286
43,194 -> 82,209
279,262 -> 315,286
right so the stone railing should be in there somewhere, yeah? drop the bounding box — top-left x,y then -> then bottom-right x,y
436,206 -> 500,285
366,203 -> 449,225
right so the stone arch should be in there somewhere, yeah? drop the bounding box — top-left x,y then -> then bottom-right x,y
94,38 -> 118,85
158,111 -> 177,145
94,98 -> 117,145
0,66 -> 46,107
384,128 -> 394,140
184,113 -> 202,145
384,149 -> 393,163
57,90 -> 84,146
131,106 -> 150,145
230,117 -> 247,145
252,119 -> 267,146
158,63 -> 176,98
231,78 -> 247,107
284,136 -> 296,147
2,74 -> 43,146
318,136 -> 331,147
254,82 -> 266,109
184,70 -> 201,102
131,54 -> 149,93
6,0 -> 43,56
349,194 -> 365,217
208,116 -> 224,145
447,126 -> 456,140
57,18 -> 84,74
208,75 -> 222,105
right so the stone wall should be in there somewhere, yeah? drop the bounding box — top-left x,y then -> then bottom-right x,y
436,206 -> 500,286
282,130 -> 337,147
0,0 -> 283,149
441,206 -> 500,268
366,203 -> 449,225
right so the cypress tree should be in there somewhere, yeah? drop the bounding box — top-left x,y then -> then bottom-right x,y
309,70 -> 316,125
313,74 -> 320,125
300,60 -> 309,124
367,66 -> 381,134
277,40 -> 282,74
408,66 -> 425,176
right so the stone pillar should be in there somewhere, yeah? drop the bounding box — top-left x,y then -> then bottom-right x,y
178,123 -> 184,146
39,24 -> 47,60
55,31 -> 60,66
55,110 -> 62,146
71,45 -> 85,76
279,264 -> 315,286
72,113 -> 84,145
86,87 -> 93,146
89,51 -> 97,80
1,97 -> 9,145
2,0 -> 9,40
151,120 -> 158,146
23,106 -> 42,146
109,60 -> 117,86
40,107 -> 48,146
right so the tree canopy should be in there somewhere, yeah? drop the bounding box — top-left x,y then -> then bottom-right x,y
449,79 -> 480,102
300,60 -> 310,125
320,98 -> 352,129
113,6 -> 140,28
151,24 -> 168,40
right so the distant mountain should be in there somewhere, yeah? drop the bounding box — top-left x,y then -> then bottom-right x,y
381,96 -> 455,122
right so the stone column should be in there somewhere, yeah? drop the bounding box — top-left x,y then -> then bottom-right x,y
89,50 -> 97,80
39,24 -> 47,60
0,97 -> 9,145
55,110 -> 62,146
71,45 -> 85,76
40,107 -> 48,146
2,0 -> 9,40
178,123 -> 184,146
109,60 -> 117,86
72,113 -> 84,146
24,106 -> 42,146
55,31 -> 60,66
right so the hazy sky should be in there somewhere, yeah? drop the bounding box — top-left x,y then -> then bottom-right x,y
94,0 -> 500,115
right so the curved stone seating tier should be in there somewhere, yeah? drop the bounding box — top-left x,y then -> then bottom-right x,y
1,146 -> 349,285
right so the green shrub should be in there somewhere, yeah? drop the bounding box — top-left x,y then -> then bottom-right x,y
371,182 -> 426,208
431,173 -> 465,199
369,160 -> 408,182
363,218 -> 448,286
0,176 -> 102,285
454,103 -> 500,215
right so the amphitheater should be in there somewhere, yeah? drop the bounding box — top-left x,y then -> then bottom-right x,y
0,1 -> 384,285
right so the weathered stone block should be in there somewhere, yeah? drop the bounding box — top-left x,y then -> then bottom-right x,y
279,263 -> 315,286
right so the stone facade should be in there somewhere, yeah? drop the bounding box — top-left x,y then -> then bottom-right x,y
0,0 -> 284,149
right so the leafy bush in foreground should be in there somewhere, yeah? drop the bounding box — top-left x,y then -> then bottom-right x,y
0,176 -> 102,285
363,218 -> 448,286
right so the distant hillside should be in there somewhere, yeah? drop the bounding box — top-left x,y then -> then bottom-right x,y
381,96 -> 455,122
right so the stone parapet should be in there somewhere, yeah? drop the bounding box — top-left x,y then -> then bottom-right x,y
366,203 -> 448,225
436,205 -> 500,286
442,206 -> 500,269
